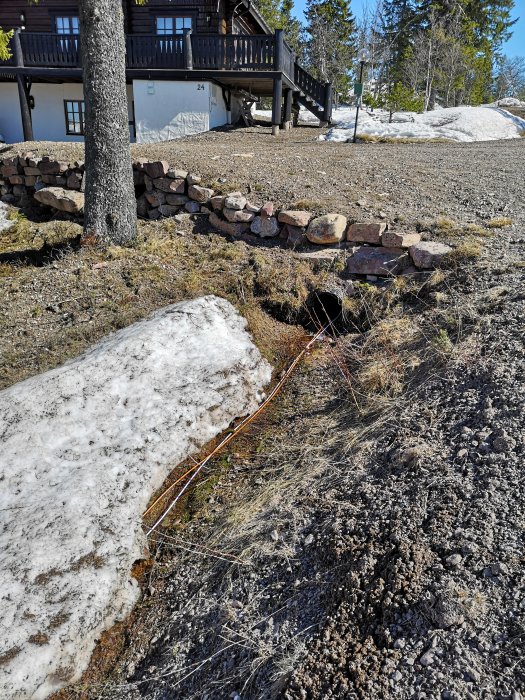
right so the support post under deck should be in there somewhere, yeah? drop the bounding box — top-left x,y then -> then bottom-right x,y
13,29 -> 33,142
283,88 -> 292,130
272,29 -> 284,135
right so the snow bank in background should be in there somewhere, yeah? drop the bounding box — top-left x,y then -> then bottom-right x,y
494,97 -> 525,108
254,104 -> 525,143
0,296 -> 272,700
0,201 -> 14,233
321,105 -> 525,143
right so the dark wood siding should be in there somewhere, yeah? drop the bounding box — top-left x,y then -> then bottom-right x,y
0,1 -> 81,33
0,0 -> 268,36
129,0 -> 223,35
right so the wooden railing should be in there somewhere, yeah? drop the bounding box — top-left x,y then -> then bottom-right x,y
19,32 -> 80,67
4,32 -> 277,72
281,41 -> 295,82
2,31 -> 332,120
126,35 -> 184,69
191,34 -> 274,70
294,62 -> 326,106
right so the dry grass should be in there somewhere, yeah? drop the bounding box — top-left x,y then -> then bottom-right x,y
444,238 -> 484,264
356,134 -> 452,144
486,217 -> 513,229
430,217 -> 493,242
290,198 -> 324,211
0,213 -> 81,255
0,217 -> 326,388
209,178 -> 244,195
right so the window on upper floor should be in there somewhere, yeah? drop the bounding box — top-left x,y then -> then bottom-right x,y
64,100 -> 85,135
155,17 -> 192,35
56,17 -> 80,34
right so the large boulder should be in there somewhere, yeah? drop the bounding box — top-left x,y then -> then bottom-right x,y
34,186 -> 85,214
189,185 -> 214,203
306,214 -> 347,244
224,192 -> 247,210
143,160 -> 169,179
347,246 -> 410,275
153,177 -> 186,194
410,241 -> 452,269
224,208 -> 254,223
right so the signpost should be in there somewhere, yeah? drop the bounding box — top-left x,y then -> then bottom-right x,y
353,50 -> 368,144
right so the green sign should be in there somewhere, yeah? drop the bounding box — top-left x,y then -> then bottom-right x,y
354,82 -> 363,97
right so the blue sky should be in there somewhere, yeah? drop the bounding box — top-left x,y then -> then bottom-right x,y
291,0 -> 525,58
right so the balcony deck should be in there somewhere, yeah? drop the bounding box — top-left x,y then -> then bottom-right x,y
1,31 -> 332,136
2,32 -> 293,78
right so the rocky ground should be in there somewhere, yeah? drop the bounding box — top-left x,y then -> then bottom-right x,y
2,127 -> 524,700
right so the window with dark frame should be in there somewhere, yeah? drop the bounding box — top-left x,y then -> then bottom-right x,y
64,100 -> 85,135
56,16 -> 80,34
155,16 -> 192,35
56,16 -> 79,52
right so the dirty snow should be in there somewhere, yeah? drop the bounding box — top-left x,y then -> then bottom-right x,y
493,96 -> 525,108
255,104 -> 525,143
322,105 -> 525,143
0,201 -> 14,233
0,296 -> 272,700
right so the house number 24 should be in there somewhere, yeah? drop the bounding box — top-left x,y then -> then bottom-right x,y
197,84 -> 205,90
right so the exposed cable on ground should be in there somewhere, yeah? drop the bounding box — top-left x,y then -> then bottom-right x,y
143,319 -> 333,535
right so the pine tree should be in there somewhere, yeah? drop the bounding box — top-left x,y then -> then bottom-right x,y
382,0 -> 418,83
381,0 -> 518,107
27,0 -> 137,245
304,0 -> 356,100
255,0 -> 303,54
413,0 -> 517,103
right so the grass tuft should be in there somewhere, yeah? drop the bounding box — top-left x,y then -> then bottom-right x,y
291,198 -> 323,211
486,217 -> 513,229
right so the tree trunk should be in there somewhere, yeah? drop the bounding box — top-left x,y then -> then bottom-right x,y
79,0 -> 136,245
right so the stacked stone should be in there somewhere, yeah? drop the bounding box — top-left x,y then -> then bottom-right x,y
0,153 -> 452,273
133,159 -> 214,220
0,153 -> 85,210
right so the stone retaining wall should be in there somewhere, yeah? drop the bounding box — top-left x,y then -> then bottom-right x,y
0,153 -> 452,275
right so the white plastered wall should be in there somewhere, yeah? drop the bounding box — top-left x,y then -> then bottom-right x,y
0,83 -> 24,144
0,82 -> 135,144
134,80 -> 234,143
31,83 -> 86,142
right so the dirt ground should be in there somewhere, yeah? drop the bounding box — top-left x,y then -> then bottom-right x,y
1,127 -> 525,700
3,123 -> 524,227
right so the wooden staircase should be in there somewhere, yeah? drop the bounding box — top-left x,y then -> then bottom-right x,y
292,62 -> 333,123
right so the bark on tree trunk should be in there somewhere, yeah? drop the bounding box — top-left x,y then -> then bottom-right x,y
79,0 -> 136,245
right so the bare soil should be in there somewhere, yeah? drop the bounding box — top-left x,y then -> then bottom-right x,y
3,124 -> 524,227
2,128 -> 525,700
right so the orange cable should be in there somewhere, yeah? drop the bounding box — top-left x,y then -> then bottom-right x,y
142,324 -> 328,531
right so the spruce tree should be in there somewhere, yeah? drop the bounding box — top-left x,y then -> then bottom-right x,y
255,0 -> 303,53
382,0 -> 418,83
304,0 -> 356,99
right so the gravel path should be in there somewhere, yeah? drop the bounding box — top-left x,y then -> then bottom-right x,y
21,131 -> 522,700
5,126 -> 525,228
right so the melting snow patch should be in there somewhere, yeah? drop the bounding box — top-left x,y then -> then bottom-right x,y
0,296 -> 272,700
320,105 -> 525,143
0,201 -> 14,234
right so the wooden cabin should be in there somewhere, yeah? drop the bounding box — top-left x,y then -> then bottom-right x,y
0,0 -> 332,144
